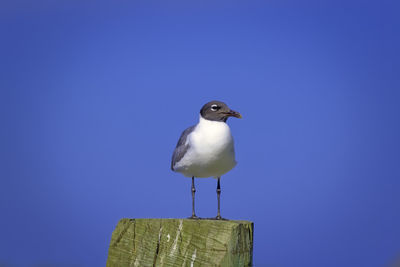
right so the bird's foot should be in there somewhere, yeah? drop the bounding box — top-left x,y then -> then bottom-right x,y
187,215 -> 201,220
213,215 -> 228,220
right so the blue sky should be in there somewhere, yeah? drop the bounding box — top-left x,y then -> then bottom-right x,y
1,1 -> 400,266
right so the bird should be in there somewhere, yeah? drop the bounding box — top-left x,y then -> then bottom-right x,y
171,100 -> 242,220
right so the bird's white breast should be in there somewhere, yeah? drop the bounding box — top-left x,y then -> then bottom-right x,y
191,117 -> 233,157
175,116 -> 237,178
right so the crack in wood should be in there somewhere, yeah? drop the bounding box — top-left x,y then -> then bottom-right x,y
152,222 -> 162,267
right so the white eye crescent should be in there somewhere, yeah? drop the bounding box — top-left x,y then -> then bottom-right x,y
211,104 -> 219,111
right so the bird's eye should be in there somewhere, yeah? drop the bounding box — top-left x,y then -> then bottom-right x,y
211,104 -> 219,111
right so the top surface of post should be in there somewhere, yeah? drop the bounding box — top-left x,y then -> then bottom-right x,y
107,218 -> 254,267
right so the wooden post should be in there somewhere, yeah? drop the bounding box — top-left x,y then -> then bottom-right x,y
107,218 -> 254,267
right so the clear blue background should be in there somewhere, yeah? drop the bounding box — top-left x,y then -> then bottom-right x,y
1,1 -> 400,266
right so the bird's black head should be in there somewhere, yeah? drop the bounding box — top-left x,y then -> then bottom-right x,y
200,100 -> 242,122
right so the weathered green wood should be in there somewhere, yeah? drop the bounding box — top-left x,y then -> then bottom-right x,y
107,218 -> 253,267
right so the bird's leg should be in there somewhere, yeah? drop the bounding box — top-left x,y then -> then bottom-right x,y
216,177 -> 222,220
188,176 -> 199,219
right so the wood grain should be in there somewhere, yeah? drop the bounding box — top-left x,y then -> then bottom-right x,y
107,218 -> 253,267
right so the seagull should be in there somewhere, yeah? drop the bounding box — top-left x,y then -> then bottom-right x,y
171,100 -> 242,220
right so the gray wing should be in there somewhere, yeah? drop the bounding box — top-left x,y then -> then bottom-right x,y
171,125 -> 196,171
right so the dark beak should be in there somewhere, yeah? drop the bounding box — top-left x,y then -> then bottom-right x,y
225,109 -> 242,119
